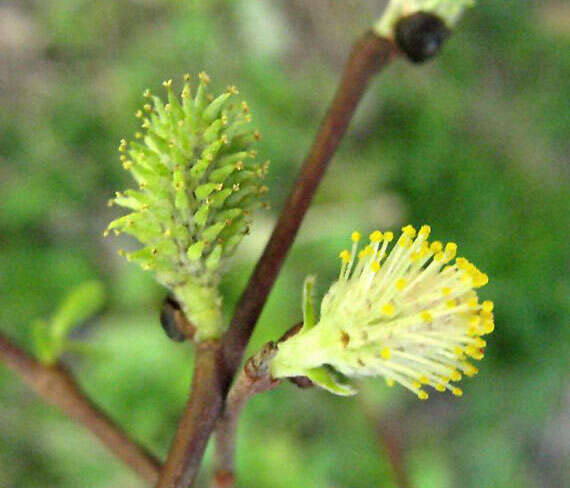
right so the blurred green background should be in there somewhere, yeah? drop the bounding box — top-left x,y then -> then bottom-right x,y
1,1 -> 568,487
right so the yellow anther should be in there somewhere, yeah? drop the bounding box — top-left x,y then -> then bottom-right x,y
118,139 -> 127,152
412,381 -> 422,389
419,375 -> 429,384
435,383 -> 446,392
143,89 -> 151,98
226,85 -> 239,95
450,370 -> 462,382
465,346 -> 484,360
183,73 -> 191,81
162,79 -> 172,89
358,245 -> 373,259
370,261 -> 381,272
480,310 -> 493,320
434,251 -> 444,262
483,320 -> 495,334
474,338 -> 486,348
381,303 -> 395,317
418,224 -> 431,238
463,363 -> 479,377
452,387 -> 463,397
402,225 -> 416,238
467,326 -> 479,337
135,110 -> 143,118
409,252 -> 421,262
386,378 -> 395,387
444,242 -> 457,261
339,250 -> 351,263
395,278 -> 408,291
384,231 -> 394,242
453,346 -> 464,356
456,257 -> 468,269
441,376 -> 450,384
473,272 -> 489,287
469,315 -> 481,327
420,311 -> 433,323
380,347 -> 391,360
430,241 -> 443,253
351,231 -> 362,242
467,297 -> 479,308
482,300 -> 494,312
122,161 -> 133,170
441,286 -> 452,295
369,230 -> 383,242
417,390 -> 429,400
198,71 -> 211,84
398,235 -> 412,248
446,299 -> 457,309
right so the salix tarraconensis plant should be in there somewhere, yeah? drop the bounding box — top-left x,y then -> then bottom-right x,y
105,73 -> 268,341
0,1 -> 490,486
271,225 -> 494,399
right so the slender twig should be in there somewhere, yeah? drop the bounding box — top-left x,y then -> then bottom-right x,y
361,399 -> 412,488
159,31 -> 398,487
223,32 -> 398,371
212,343 -> 280,488
0,331 -> 161,485
157,341 -> 226,488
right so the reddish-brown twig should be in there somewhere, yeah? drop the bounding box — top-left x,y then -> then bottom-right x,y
211,343 -> 280,488
0,332 -> 161,484
158,31 -> 398,488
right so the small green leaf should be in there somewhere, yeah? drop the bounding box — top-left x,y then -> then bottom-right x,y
301,276 -> 316,332
31,319 -> 55,365
304,366 -> 357,396
50,281 -> 105,343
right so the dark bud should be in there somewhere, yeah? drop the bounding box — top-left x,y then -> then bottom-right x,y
160,295 -> 187,342
288,376 -> 314,389
395,12 -> 450,63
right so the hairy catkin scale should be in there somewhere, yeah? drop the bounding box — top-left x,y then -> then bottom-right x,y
395,12 -> 450,63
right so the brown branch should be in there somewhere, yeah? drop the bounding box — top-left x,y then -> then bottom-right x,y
222,32 -> 398,372
0,331 -> 161,485
158,31 -> 398,487
157,341 -> 226,488
212,343 -> 280,488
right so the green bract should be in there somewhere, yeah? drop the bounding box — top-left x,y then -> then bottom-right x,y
373,0 -> 475,37
106,73 -> 268,341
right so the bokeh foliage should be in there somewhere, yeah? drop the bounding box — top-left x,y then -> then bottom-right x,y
0,1 -> 568,487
